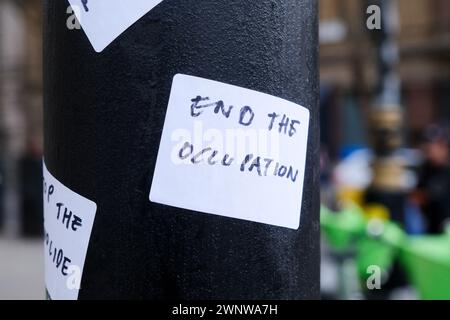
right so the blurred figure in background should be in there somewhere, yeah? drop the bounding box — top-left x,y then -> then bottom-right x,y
412,124 -> 450,234
19,137 -> 43,237
0,127 -> 5,231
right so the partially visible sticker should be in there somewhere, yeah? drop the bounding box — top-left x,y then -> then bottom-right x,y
150,74 -> 310,230
43,161 -> 97,300
67,0 -> 164,52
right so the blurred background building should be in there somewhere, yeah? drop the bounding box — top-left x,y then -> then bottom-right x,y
0,0 -> 449,300
0,0 -> 43,237
0,0 -> 44,299
320,0 -> 449,156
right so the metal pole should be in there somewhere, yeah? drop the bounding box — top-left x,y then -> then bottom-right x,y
44,0 -> 319,299
366,0 -> 406,223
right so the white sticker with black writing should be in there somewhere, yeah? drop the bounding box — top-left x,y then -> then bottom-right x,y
43,161 -> 97,300
67,0 -> 164,52
150,74 -> 310,229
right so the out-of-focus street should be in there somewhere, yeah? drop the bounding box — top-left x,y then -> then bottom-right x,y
0,237 -> 44,300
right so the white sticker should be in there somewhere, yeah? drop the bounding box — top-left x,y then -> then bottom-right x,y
150,74 -> 310,229
43,161 -> 97,300
67,0 -> 164,52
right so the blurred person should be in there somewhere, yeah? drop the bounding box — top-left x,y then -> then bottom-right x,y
412,124 -> 450,234
19,137 -> 43,237
0,127 -> 5,231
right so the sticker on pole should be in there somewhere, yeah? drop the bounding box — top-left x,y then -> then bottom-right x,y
149,74 -> 310,229
43,161 -> 97,300
67,0 -> 164,52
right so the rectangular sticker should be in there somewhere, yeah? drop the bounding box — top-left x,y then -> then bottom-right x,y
67,0 -> 164,52
150,74 -> 310,229
43,161 -> 97,300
